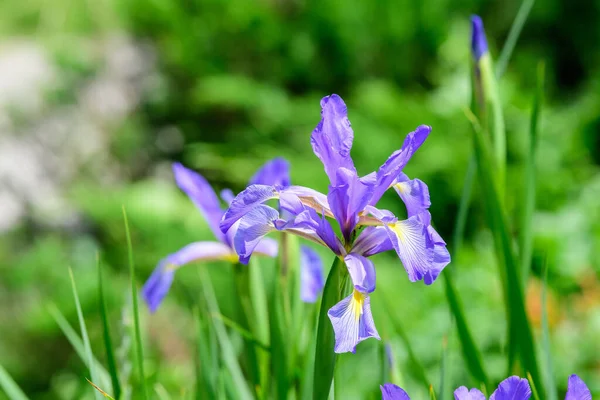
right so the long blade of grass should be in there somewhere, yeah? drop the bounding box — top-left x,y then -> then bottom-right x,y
209,312 -> 270,351
122,206 -> 148,400
194,306 -> 217,399
97,254 -> 121,400
269,261 -> 290,400
86,379 -> 115,400
540,257 -> 557,400
495,0 -> 536,79
248,257 -> 271,398
48,305 -> 111,385
200,268 -> 253,400
520,61 -> 545,285
312,257 -> 343,400
465,109 -> 543,395
69,268 -> 102,400
0,363 -> 29,400
438,335 -> 450,400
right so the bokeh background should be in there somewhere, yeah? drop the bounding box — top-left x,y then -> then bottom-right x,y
1,0 -> 599,398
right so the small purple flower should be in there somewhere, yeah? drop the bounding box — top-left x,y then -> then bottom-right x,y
471,15 -> 489,61
142,158 -> 322,312
222,94 -> 450,353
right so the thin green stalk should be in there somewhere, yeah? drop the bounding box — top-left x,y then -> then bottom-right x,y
98,254 -> 121,400
312,257 -> 344,400
495,0 -> 536,79
0,363 -> 29,400
122,206 -> 148,400
541,257 -> 557,400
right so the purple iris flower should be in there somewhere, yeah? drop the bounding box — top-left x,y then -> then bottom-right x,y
142,158 -> 324,312
471,15 -> 489,61
381,374 -> 591,400
221,94 -> 450,353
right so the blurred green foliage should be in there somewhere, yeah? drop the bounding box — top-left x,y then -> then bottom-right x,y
0,0 -> 599,398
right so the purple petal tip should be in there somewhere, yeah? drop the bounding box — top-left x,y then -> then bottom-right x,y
470,15 -> 489,61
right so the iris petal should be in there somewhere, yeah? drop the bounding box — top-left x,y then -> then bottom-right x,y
220,184 -> 278,233
387,214 -> 434,282
310,94 -> 357,185
328,290 -> 380,353
381,384 -> 411,400
300,245 -> 324,303
352,226 -> 394,257
489,376 -> 531,400
142,241 -> 235,312
249,157 -> 291,188
453,387 -> 486,400
393,173 -> 431,217
344,253 -> 376,293
173,163 -> 225,242
233,205 -> 279,264
565,374 -> 591,400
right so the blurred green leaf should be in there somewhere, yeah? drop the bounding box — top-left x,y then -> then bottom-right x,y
541,258 -> 557,400
495,0 -> 536,79
122,206 -> 149,400
0,363 -> 28,400
98,254 -> 121,400
249,257 -> 271,398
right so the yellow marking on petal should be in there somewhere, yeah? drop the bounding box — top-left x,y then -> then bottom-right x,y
351,290 -> 365,322
394,182 -> 408,194
222,254 -> 240,263
389,222 -> 405,242
165,263 -> 178,272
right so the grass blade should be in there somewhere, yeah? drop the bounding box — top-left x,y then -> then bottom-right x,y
122,206 -> 148,400
541,257 -> 557,400
312,257 -> 344,400
248,257 -> 271,398
200,268 -> 254,400
438,335 -> 450,400
194,306 -> 217,399
86,379 -> 115,399
0,363 -> 29,400
520,61 -> 545,285
495,0 -> 536,79
69,268 -> 102,400
98,254 -> 121,400
465,109 -> 543,395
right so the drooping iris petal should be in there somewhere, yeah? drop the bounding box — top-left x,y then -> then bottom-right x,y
310,94 -> 357,185
249,157 -> 291,188
489,376 -> 531,400
565,374 -> 591,400
470,15 -> 489,61
291,208 -> 344,254
424,224 -> 450,285
385,214 -> 434,282
234,205 -> 280,264
220,184 -> 278,233
142,241 -> 235,312
344,253 -> 376,293
393,173 -> 431,217
328,167 -> 374,240
453,387 -> 486,400
352,226 -> 394,257
381,384 -> 411,400
328,290 -> 380,353
368,125 -> 432,206
173,163 -> 225,242
300,245 -> 324,303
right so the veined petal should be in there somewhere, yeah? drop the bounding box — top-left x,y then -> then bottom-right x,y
386,214 -> 434,283
328,167 -> 374,240
381,384 -> 411,400
352,226 -> 394,257
344,253 -> 376,293
220,184 -> 278,233
142,241 -> 235,312
328,290 -> 380,353
369,125 -> 431,206
310,94 -> 357,185
393,173 -> 431,217
283,185 -> 333,217
565,375 -> 591,400
300,245 -> 324,303
489,376 -> 531,400
173,163 -> 225,242
281,209 -> 344,254
424,224 -> 450,285
453,387 -> 486,400
234,205 -> 279,264
249,157 -> 291,188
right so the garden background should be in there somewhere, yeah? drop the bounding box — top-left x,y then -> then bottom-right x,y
0,0 -> 599,398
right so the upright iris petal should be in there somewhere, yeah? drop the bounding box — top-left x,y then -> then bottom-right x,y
489,376 -> 531,400
471,15 -> 489,61
565,374 -> 591,400
381,384 -> 411,400
310,94 -> 357,185
393,173 -> 431,217
249,157 -> 291,188
328,168 -> 374,240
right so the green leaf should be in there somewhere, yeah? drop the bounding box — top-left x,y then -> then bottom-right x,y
97,254 -> 121,400
520,61 -> 545,285
200,268 -> 254,400
438,335 -> 450,400
465,109 -> 543,396
248,257 -> 271,398
122,206 -> 149,400
495,0 -> 536,79
312,257 -> 344,400
69,267 -> 102,400
0,363 -> 29,400
195,306 -> 217,399
540,258 -> 557,400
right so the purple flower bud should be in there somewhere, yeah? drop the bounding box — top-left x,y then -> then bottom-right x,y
471,15 -> 489,61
